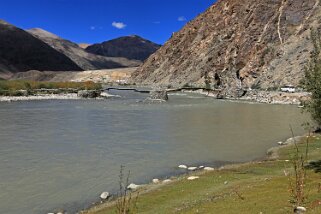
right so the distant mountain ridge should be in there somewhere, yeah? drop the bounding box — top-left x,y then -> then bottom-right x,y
28,28 -> 141,70
78,43 -> 91,49
86,35 -> 161,61
0,20 -> 82,76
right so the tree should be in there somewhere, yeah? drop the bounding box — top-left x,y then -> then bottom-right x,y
302,29 -> 321,128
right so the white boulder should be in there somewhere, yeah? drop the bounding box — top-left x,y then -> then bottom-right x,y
152,179 -> 160,184
178,165 -> 188,169
127,183 -> 140,190
294,206 -> 307,213
204,167 -> 214,171
188,167 -> 198,171
163,179 -> 171,183
187,176 -> 199,180
100,192 -> 110,200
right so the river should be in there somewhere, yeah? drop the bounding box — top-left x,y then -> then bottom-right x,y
0,91 -> 308,213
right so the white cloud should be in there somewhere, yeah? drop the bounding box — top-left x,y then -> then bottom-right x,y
178,16 -> 187,22
112,22 -> 127,29
90,26 -> 103,31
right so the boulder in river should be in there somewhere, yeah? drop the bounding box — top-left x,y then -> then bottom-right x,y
149,90 -> 168,101
77,90 -> 101,98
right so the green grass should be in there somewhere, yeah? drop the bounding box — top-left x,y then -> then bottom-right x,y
84,136 -> 321,214
0,80 -> 102,96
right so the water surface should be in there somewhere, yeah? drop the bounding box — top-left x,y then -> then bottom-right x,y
0,92 -> 308,213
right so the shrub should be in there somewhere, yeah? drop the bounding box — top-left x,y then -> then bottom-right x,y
116,166 -> 139,214
0,80 -> 102,93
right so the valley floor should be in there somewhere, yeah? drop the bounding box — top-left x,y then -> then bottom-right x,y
83,135 -> 321,214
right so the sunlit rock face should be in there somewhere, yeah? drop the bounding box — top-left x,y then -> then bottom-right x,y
131,0 -> 320,97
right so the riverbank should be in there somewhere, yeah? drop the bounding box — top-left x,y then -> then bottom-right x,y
82,135 -> 321,214
0,92 -> 119,102
0,92 -> 117,102
0,93 -> 80,102
182,89 -> 310,105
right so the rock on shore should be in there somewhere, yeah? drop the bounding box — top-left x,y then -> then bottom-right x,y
100,192 -> 110,200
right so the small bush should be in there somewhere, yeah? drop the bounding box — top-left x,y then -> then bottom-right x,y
0,80 -> 102,95
116,166 -> 139,214
288,128 -> 310,208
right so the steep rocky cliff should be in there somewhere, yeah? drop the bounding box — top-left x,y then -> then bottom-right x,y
131,0 -> 321,97
86,35 -> 161,61
28,28 -> 141,70
0,20 -> 82,76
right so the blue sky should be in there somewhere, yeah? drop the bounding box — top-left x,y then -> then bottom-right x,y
1,0 -> 215,45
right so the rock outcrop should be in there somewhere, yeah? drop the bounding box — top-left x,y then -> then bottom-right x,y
28,28 -> 141,70
0,20 -> 82,75
77,90 -> 101,98
131,0 -> 321,97
149,90 -> 169,101
86,35 -> 161,61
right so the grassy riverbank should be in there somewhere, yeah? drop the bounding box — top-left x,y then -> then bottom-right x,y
0,80 -> 102,96
84,135 -> 321,214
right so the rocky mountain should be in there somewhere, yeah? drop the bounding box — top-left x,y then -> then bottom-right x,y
78,43 -> 91,49
28,28 -> 141,70
0,20 -> 82,77
131,0 -> 321,97
85,35 -> 161,61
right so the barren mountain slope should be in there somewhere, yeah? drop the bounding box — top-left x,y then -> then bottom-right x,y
28,28 -> 141,70
131,0 -> 321,97
0,20 -> 82,75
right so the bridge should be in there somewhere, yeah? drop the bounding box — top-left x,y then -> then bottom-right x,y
105,87 -> 216,94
